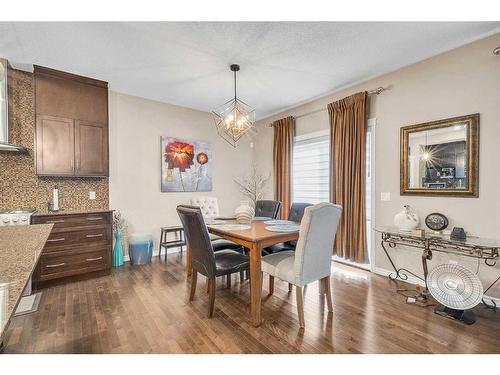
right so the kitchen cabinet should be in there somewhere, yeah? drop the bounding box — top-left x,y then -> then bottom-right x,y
34,66 -> 109,177
32,211 -> 113,286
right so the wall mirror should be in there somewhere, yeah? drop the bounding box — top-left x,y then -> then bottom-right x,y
400,113 -> 479,197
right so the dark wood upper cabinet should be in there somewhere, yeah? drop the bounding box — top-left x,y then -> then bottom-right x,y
36,115 -> 75,176
75,120 -> 109,176
34,66 -> 109,177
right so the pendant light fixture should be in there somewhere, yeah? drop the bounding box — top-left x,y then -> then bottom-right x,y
212,64 -> 256,147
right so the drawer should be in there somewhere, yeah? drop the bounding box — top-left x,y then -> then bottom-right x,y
39,248 -> 109,279
44,226 -> 110,249
33,212 -> 111,229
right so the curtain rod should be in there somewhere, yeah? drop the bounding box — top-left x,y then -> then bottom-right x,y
267,86 -> 386,127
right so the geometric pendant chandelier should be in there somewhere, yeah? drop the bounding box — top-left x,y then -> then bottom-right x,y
212,64 -> 256,147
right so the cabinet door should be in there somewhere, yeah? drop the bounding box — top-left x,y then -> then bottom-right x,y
36,115 -> 75,175
75,120 -> 108,176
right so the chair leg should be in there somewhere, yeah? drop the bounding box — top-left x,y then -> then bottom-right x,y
189,271 -> 198,301
269,275 -> 274,295
323,276 -> 333,312
288,283 -> 293,292
239,271 -> 244,283
295,285 -> 305,328
206,278 -> 210,294
208,277 -> 216,318
226,274 -> 231,289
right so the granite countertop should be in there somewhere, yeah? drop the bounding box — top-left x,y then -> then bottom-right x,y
33,209 -> 113,217
0,224 -> 53,342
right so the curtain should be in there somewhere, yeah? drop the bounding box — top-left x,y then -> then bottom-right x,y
273,116 -> 295,220
328,92 -> 367,262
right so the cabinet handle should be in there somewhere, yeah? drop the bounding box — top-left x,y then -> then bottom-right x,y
86,217 -> 103,221
76,159 -> 80,170
46,263 -> 66,268
86,256 -> 103,262
47,220 -> 65,223
86,233 -> 103,238
47,238 -> 65,242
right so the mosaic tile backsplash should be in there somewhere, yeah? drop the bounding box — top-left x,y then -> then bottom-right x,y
0,69 -> 109,212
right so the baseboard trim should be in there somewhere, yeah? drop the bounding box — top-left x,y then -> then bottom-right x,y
123,248 -> 182,263
372,267 -> 500,308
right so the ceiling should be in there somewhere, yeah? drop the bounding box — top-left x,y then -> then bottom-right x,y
1,22 -> 499,119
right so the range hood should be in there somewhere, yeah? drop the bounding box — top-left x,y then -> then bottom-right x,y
0,58 -> 28,153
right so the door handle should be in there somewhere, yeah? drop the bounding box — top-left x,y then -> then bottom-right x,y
86,256 -> 103,262
46,263 -> 65,268
47,238 -> 65,242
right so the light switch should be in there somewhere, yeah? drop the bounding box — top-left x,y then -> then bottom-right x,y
380,192 -> 391,201
89,191 -> 96,200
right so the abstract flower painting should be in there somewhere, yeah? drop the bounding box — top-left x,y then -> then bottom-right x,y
161,137 -> 212,192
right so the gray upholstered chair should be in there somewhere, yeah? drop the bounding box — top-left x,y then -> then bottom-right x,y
255,200 -> 281,219
261,202 -> 342,328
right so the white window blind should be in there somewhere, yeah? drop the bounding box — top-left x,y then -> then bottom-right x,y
292,132 -> 330,204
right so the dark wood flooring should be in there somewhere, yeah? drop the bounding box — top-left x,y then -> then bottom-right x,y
4,253 -> 500,353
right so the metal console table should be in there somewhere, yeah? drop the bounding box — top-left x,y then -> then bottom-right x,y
376,227 -> 500,308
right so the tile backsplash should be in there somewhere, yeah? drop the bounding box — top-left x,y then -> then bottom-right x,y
0,69 -> 109,212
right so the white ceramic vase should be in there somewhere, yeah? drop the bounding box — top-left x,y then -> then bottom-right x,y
234,200 -> 254,224
394,205 -> 419,231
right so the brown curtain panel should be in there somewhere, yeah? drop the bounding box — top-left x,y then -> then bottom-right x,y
328,92 -> 367,262
273,116 -> 295,220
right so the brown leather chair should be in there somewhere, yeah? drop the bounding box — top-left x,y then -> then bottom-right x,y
255,200 -> 281,219
176,205 -> 249,318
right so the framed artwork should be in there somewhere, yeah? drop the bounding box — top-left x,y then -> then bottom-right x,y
161,136 -> 212,192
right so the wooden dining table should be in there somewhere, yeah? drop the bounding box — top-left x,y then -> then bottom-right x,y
185,220 -> 300,327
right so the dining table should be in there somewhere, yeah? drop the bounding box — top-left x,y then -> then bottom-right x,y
184,220 -> 300,327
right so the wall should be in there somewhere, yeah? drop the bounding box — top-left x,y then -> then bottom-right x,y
108,91 -> 253,255
253,33 -> 500,295
0,69 -> 109,212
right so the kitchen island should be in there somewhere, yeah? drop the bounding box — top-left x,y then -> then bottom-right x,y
0,224 -> 53,352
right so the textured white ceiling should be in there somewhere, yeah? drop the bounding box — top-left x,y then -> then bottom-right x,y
1,22 -> 499,119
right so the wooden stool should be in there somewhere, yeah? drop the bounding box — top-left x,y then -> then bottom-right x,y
159,226 -> 186,261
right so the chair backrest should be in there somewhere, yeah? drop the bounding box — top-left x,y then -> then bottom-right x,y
288,202 -> 313,222
176,205 -> 216,277
255,200 -> 281,219
190,196 -> 220,219
294,203 -> 342,285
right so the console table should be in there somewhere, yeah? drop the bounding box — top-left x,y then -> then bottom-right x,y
375,227 -> 500,308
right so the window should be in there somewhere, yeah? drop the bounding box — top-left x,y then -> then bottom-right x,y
292,130 -> 330,204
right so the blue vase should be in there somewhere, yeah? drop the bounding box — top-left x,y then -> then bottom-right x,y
113,231 -> 124,267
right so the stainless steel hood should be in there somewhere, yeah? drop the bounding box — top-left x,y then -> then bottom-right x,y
0,58 -> 28,153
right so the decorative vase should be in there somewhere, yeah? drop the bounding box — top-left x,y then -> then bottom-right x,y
394,205 -> 420,232
113,231 -> 124,267
234,200 -> 255,224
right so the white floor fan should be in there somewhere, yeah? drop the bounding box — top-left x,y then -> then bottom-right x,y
426,263 -> 483,325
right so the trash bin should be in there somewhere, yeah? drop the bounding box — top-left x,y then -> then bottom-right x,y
128,234 -> 153,265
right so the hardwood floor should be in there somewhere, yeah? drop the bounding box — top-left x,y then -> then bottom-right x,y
4,253 -> 500,354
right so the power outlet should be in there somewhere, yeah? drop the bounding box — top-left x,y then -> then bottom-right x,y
89,191 -> 96,200
381,192 -> 391,201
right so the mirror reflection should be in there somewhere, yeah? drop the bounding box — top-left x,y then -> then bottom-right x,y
408,124 -> 468,190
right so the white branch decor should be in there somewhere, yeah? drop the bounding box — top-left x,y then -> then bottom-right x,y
233,168 -> 271,208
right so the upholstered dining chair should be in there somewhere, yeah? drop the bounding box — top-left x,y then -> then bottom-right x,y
177,205 -> 249,318
263,202 -> 313,254
255,200 -> 281,219
190,196 -> 241,252
261,202 -> 342,328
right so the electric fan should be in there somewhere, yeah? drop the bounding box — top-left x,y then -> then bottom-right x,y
426,263 -> 483,325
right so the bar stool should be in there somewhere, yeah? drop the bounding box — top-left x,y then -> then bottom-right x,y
159,225 -> 186,261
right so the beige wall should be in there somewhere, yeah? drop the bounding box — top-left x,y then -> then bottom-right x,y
253,33 -> 500,296
108,91 -> 253,254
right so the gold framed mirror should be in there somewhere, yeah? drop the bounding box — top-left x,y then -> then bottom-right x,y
400,113 -> 479,197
